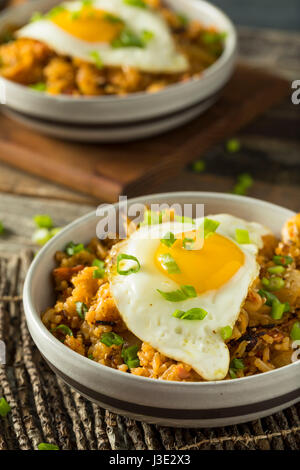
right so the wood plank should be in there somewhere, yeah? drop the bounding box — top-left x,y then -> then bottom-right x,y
0,64 -> 290,202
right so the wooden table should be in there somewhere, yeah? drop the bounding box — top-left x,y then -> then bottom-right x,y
0,26 -> 299,255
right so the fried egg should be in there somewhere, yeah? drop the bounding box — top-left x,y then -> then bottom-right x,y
17,0 -> 188,72
109,214 -> 270,381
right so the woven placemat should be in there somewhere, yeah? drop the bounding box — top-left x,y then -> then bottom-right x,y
0,251 -> 299,451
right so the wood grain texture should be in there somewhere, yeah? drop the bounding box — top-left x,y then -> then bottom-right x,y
0,65 -> 290,201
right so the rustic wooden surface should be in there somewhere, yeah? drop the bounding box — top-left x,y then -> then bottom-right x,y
0,64 -> 290,201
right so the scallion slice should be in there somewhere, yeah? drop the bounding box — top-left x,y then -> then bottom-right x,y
160,232 -> 176,248
235,228 -> 250,244
92,258 -> 105,278
89,51 -> 103,69
182,237 -> 194,250
172,308 -> 208,321
157,285 -> 196,302
65,241 -> 84,256
53,324 -> 73,336
290,322 -> 300,341
273,255 -> 293,266
75,302 -> 88,320
121,345 -> 140,369
100,332 -> 124,347
203,218 -> 220,239
220,325 -> 232,341
267,265 -> 285,275
230,358 -> 244,370
38,443 -> 59,450
117,254 -> 140,275
140,209 -> 162,226
0,397 -> 11,417
158,253 -> 180,274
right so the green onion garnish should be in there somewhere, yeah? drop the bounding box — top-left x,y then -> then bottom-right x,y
235,229 -> 250,244
112,29 -> 145,48
172,308 -> 208,321
89,51 -> 103,69
226,138 -> 240,153
103,13 -> 124,23
88,354 -> 94,360
29,82 -> 47,92
258,289 -> 278,306
232,173 -> 253,196
157,285 -> 197,302
273,255 -> 293,266
158,253 -> 180,274
100,332 -> 124,347
229,368 -> 237,379
230,358 -> 244,370
30,11 -> 43,22
38,443 -> 59,450
53,324 -> 73,336
0,221 -> 4,235
142,30 -> 154,42
174,215 -> 195,225
258,289 -> 289,319
117,254 -> 140,275
290,321 -> 300,341
271,302 -> 286,320
33,214 -> 53,228
262,277 -> 285,292
140,209 -> 162,226
220,326 -> 232,341
202,31 -> 227,45
46,5 -> 66,18
160,232 -> 176,248
122,345 -> 140,369
75,302 -> 88,320
192,159 -> 205,173
0,397 -> 11,417
267,265 -> 285,275
65,241 -> 84,256
182,237 -> 194,250
32,228 -> 52,246
92,259 -> 105,278
123,0 -> 146,8
203,218 -> 220,239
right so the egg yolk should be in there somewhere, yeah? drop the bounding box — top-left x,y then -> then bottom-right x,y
52,7 -> 124,42
155,232 -> 245,294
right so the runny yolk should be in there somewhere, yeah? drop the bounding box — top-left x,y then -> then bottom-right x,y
155,232 -> 245,294
52,7 -> 124,43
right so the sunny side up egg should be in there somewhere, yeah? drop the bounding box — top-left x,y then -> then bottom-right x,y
17,0 -> 188,73
108,214 -> 270,381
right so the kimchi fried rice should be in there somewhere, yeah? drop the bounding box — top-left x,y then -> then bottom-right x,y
41,211 -> 300,382
0,0 -> 225,96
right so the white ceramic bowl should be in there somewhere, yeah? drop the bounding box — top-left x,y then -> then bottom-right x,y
0,0 -> 237,141
23,192 -> 300,427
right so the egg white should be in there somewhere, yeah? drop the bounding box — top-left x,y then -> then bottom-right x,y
17,0 -> 188,73
109,215 -> 270,381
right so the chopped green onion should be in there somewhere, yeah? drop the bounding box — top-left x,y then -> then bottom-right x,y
177,12 -> 189,27
89,51 -> 103,69
266,277 -> 285,292
140,209 -> 162,226
88,354 -> 94,360
32,228 -> 52,246
100,332 -> 124,347
117,254 -> 140,275
0,397 -> 11,417
75,302 -> 88,320
103,13 -> 124,23
235,228 -> 250,244
174,215 -> 195,225
70,11 -> 81,20
38,443 -> 59,450
53,324 -> 73,336
226,138 -> 240,153
50,227 -> 61,237
192,159 -> 205,173
112,29 -> 145,48
0,221 -> 4,235
46,6 -> 66,18
160,232 -> 176,248
182,237 -> 194,250
123,0 -> 146,8
258,289 -> 278,306
157,285 -> 196,302
65,241 -> 84,256
220,326 -> 232,341
230,358 -> 244,370
202,31 -> 227,45
92,259 -> 105,278
122,345 -> 140,369
271,302 -> 286,320
267,265 -> 285,275
33,214 -> 53,228
273,255 -> 293,266
290,322 -> 300,341
158,253 -> 180,274
29,82 -> 47,92
232,173 -> 253,196
229,368 -> 237,379
30,11 -> 43,22
142,30 -> 154,42
173,308 -> 208,321
203,218 -> 220,239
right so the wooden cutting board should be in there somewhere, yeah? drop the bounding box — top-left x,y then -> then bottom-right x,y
0,64 -> 290,202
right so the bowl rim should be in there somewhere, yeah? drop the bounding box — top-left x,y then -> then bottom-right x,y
23,191 -> 300,389
0,0 -> 237,104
